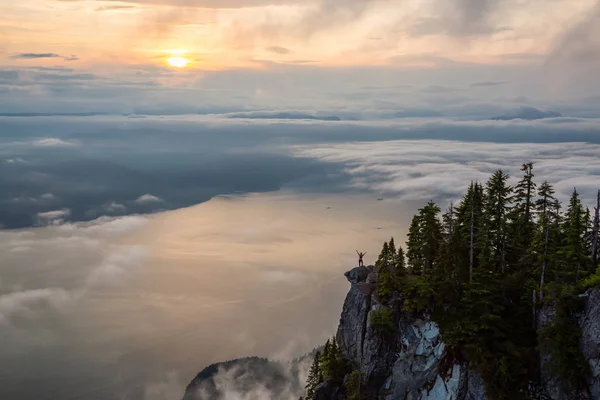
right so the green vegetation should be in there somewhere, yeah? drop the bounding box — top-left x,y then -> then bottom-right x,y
539,288 -> 590,396
302,163 -> 599,400
369,307 -> 395,337
304,337 -> 349,400
371,163 -> 600,399
343,370 -> 361,400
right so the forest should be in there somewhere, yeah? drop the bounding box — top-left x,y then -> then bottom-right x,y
303,163 -> 600,400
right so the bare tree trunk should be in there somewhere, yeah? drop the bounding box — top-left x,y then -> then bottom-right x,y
592,189 -> 600,268
470,201 -> 474,284
540,213 -> 550,302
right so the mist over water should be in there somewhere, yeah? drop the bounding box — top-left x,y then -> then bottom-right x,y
0,192 -> 414,400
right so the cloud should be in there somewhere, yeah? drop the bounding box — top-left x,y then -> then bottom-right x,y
291,139 -> 600,206
37,209 -> 71,224
11,53 -> 62,59
66,0 -> 293,7
471,81 -> 507,87
5,157 -> 27,164
409,0 -> 510,37
10,53 -> 80,62
32,138 -> 78,147
266,46 -> 291,54
85,245 -> 148,288
104,201 -> 127,213
544,0 -> 600,90
0,288 -> 72,326
186,357 -> 310,400
135,194 -> 164,204
0,215 -> 149,326
96,5 -> 137,11
489,106 -> 562,121
226,111 -> 341,121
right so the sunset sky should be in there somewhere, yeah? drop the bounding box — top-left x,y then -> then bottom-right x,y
2,0 -> 599,115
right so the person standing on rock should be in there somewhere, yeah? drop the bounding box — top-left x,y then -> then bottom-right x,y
356,250 -> 367,267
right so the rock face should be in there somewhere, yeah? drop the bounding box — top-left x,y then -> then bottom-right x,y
537,288 -> 600,400
335,266 -> 487,400
580,289 -> 600,399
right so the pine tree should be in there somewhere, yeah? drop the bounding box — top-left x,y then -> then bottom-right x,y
420,201 -> 443,275
387,237 -> 397,265
305,351 -> 323,400
376,241 -> 395,302
406,214 -> 423,275
321,337 -> 346,384
560,189 -> 588,282
454,182 -> 485,284
376,242 -> 390,268
479,170 -> 512,275
508,163 -> 537,270
393,246 -> 406,278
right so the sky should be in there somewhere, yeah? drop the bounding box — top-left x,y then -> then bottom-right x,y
1,0 -> 600,116
1,1 -> 600,399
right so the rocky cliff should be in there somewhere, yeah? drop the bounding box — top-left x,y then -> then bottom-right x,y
322,265 -> 600,400
331,265 -> 487,400
183,266 -> 600,400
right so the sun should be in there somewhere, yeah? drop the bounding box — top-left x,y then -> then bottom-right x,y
167,56 -> 190,68
164,49 -> 190,68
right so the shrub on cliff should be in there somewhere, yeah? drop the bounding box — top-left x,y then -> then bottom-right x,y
369,307 -> 395,337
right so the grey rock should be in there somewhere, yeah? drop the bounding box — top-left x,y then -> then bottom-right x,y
537,287 -> 600,400
344,266 -> 372,284
580,288 -> 600,399
315,381 -> 345,400
464,371 -> 486,400
538,304 -> 567,400
336,267 -> 488,400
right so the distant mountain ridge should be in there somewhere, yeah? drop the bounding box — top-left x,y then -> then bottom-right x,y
490,106 -> 562,120
226,112 -> 341,121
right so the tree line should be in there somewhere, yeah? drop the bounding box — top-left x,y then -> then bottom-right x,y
302,163 -> 600,400
373,163 -> 600,399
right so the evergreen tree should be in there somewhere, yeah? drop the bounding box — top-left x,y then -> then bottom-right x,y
387,237 -> 397,265
376,242 -> 390,268
455,182 -> 485,284
406,215 -> 423,275
479,170 -> 512,275
305,351 -> 323,400
406,202 -> 442,275
420,201 -> 443,275
439,202 -> 459,282
376,241 -> 395,302
393,246 -> 406,278
560,189 -> 588,281
508,163 -> 537,269
321,337 -> 346,384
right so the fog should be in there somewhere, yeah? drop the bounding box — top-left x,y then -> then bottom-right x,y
2,114 -> 600,399
0,192 -> 414,400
